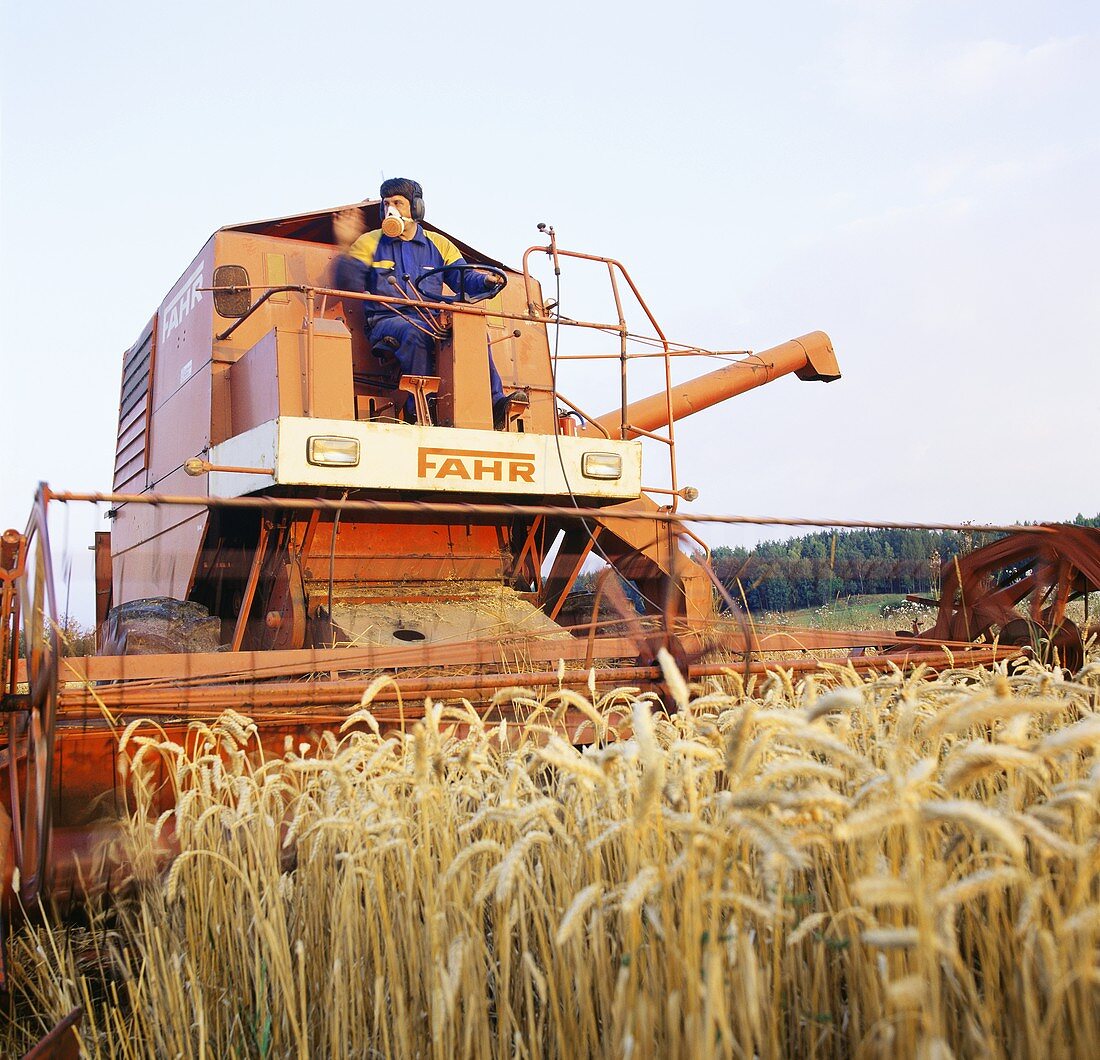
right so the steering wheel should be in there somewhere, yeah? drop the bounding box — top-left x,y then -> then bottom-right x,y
412,264 -> 508,305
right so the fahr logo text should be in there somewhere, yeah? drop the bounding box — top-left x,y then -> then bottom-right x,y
162,264 -> 204,341
418,447 -> 535,483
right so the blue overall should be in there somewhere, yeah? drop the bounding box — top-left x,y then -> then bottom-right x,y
334,226 -> 504,416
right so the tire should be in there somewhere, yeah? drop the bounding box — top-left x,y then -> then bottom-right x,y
98,597 -> 222,655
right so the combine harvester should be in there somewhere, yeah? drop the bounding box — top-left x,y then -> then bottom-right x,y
2,196 -> 1098,916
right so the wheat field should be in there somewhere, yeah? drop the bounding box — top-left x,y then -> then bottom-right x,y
3,654 -> 1100,1058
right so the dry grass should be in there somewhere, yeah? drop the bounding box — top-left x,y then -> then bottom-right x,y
3,654 -> 1100,1058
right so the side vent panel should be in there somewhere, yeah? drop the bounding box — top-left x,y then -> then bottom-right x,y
114,317 -> 156,491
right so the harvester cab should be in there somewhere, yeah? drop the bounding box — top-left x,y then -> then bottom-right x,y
101,198 -> 841,655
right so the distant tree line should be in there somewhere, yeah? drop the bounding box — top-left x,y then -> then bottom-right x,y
14,615 -> 98,658
707,513 -> 1099,614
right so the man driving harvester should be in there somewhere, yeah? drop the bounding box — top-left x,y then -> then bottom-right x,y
334,177 -> 520,429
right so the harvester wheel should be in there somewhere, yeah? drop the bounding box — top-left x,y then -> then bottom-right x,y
999,617 -> 1084,672
8,503 -> 59,906
98,598 -> 222,655
905,526 -> 1100,671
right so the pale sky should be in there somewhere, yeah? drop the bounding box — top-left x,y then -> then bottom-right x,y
2,1 -> 1098,616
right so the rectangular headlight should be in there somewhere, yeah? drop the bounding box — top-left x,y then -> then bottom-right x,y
307,435 -> 360,467
581,452 -> 622,480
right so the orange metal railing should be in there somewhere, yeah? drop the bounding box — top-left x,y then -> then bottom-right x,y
206,233 -> 781,510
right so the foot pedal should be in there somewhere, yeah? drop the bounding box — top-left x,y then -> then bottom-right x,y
494,389 -> 530,430
397,375 -> 441,426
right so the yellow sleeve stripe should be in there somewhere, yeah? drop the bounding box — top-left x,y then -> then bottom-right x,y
347,229 -> 382,265
426,231 -> 462,266
371,260 -> 395,269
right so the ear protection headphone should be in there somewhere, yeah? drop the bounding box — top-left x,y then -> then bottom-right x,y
379,177 -> 425,222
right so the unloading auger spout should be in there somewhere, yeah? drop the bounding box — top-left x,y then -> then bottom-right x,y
587,331 -> 840,439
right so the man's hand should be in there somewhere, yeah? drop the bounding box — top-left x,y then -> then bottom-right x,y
333,208 -> 366,248
476,268 -> 506,292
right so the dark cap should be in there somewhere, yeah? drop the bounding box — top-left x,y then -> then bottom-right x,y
379,177 -> 423,203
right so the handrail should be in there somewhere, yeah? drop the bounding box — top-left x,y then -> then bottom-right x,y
553,349 -> 752,361
210,249 -> 713,506
520,243 -> 680,511
209,283 -> 666,342
624,423 -> 674,447
677,526 -> 712,562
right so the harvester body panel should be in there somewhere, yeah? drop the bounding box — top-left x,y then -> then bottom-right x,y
208,418 -> 642,500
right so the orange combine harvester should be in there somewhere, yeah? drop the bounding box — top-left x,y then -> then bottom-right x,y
94,200 -> 839,652
2,197 -> 1097,918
